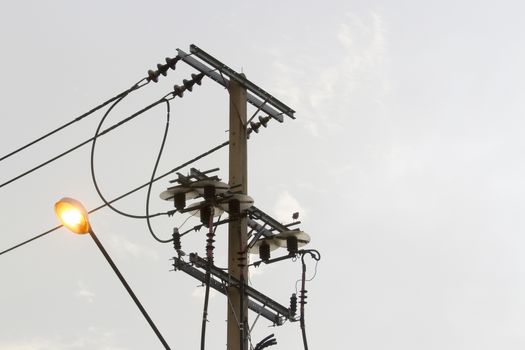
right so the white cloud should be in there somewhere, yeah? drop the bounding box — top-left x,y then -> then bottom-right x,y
268,11 -> 390,138
272,191 -> 306,223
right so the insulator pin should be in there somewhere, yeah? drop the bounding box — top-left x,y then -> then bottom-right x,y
206,231 -> 215,263
289,293 -> 297,316
172,227 -> 182,251
174,192 -> 186,211
259,241 -> 271,261
147,56 -> 180,82
299,289 -> 308,305
286,236 -> 299,254
172,72 -> 205,98
200,206 -> 213,227
258,115 -> 271,128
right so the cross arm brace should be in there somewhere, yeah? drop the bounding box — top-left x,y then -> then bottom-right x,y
187,254 -> 292,322
173,256 -> 285,325
177,49 -> 286,123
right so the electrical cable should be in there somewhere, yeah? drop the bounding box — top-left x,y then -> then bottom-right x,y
248,302 -> 266,342
300,254 -> 309,350
0,78 -> 149,164
90,93 -> 170,220
91,71 -> 206,223
179,218 -> 231,238
0,140 -> 229,257
201,268 -> 211,350
254,334 -> 277,350
295,258 -> 320,294
144,100 -> 172,242
0,95 -> 168,191
297,250 -> 321,350
240,275 -> 247,350
0,67 -> 197,191
178,211 -> 198,232
0,225 -> 63,257
200,211 -> 219,350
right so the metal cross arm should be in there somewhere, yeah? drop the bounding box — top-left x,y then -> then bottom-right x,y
176,47 -> 294,123
189,44 -> 295,119
172,256 -> 285,325
187,253 -> 291,323
248,206 -> 291,234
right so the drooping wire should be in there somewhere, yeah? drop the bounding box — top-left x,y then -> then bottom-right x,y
144,100 -> 173,243
0,140 -> 229,256
90,92 -> 170,220
0,65 -> 194,191
89,73 -> 206,224
0,78 -> 149,164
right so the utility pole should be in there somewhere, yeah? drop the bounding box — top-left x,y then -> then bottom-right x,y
227,79 -> 248,350
165,45 -> 320,350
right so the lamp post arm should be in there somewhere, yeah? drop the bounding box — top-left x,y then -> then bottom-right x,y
88,228 -> 172,350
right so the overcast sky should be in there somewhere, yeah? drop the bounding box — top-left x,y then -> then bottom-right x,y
1,1 -> 525,349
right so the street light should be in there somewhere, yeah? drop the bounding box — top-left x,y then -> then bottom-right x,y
54,197 -> 90,234
54,197 -> 171,350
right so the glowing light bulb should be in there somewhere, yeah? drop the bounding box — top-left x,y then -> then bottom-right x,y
54,197 -> 90,234
61,209 -> 83,226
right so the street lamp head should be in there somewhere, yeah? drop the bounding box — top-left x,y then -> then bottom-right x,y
54,197 -> 90,234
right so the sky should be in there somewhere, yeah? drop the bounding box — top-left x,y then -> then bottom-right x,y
1,0 -> 525,349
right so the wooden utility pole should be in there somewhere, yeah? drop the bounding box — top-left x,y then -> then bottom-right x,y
227,79 -> 248,350
174,45 -> 300,348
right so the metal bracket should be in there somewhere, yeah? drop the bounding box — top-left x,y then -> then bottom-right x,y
173,255 -> 288,325
177,48 -> 291,123
190,44 -> 295,119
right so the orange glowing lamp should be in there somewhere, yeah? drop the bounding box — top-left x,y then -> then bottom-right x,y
54,197 -> 90,234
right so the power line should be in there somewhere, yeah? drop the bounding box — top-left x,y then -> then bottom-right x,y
89,91 -> 157,220
89,73 -> 205,223
144,100 -> 173,243
0,225 -> 63,257
0,55 -> 184,164
0,94 -> 169,190
0,140 -> 229,257
0,78 -> 148,164
0,73 -> 206,192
